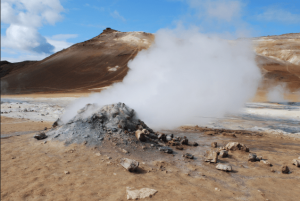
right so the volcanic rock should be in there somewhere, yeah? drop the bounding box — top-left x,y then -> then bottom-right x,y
159,146 -> 173,154
183,153 -> 194,159
292,159 -> 300,167
120,158 -> 139,172
219,150 -> 228,158
126,187 -> 157,200
282,165 -> 290,174
34,132 -> 47,140
205,150 -> 218,163
216,164 -> 232,172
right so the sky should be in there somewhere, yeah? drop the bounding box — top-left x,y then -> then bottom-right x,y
1,0 -> 300,62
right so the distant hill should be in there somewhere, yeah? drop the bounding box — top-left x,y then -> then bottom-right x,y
1,29 -> 299,95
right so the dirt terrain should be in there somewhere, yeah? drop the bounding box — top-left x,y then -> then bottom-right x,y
1,116 -> 300,201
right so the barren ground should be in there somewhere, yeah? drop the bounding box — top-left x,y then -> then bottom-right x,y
1,94 -> 300,201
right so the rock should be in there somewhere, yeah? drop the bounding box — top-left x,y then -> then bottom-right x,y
126,187 -> 157,200
256,156 -> 263,161
192,142 -> 198,146
292,159 -> 300,167
159,146 -> 173,154
260,160 -> 272,166
282,165 -> 290,174
120,158 -> 139,172
135,129 -> 148,142
211,142 -> 217,148
180,136 -> 188,145
95,153 -> 101,156
225,142 -> 249,152
44,127 -> 47,130
64,171 -> 70,174
219,150 -> 228,158
183,153 -> 194,159
166,135 -> 173,141
176,146 -> 184,150
122,149 -> 129,154
205,150 -> 218,163
34,132 -> 48,140
248,153 -> 257,162
216,164 -> 232,172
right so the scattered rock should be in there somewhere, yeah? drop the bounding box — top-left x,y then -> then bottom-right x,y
120,158 -> 139,172
64,171 -> 70,174
271,169 -> 275,173
205,150 -> 218,163
34,132 -> 48,140
225,142 -> 249,152
215,188 -> 221,191
248,153 -> 257,162
192,142 -> 198,146
95,153 -> 101,156
126,187 -> 157,200
256,156 -> 263,161
216,164 -> 232,172
44,127 -> 47,130
219,150 -> 228,158
166,135 -> 173,141
135,129 -> 148,142
159,146 -> 173,154
180,136 -> 188,145
211,142 -> 217,148
122,149 -> 129,154
292,159 -> 300,167
260,160 -> 272,166
176,146 -> 184,150
282,165 -> 290,174
183,153 -> 194,159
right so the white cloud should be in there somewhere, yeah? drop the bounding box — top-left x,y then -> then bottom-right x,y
187,0 -> 242,22
1,0 -> 65,54
256,8 -> 300,24
110,10 -> 126,22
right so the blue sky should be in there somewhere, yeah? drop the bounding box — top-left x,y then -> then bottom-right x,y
1,0 -> 300,62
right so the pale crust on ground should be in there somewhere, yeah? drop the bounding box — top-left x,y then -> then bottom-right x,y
1,117 -> 300,201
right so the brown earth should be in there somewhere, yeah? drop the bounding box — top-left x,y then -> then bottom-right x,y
1,29 -> 299,97
1,117 -> 300,201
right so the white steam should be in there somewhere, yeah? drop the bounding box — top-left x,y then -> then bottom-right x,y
62,28 -> 261,129
267,84 -> 287,102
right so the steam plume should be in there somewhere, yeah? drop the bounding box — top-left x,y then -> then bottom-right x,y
62,28 -> 261,129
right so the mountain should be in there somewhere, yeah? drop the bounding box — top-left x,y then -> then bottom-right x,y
1,29 -> 299,96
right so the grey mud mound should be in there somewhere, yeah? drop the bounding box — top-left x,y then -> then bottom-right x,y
47,103 -> 146,146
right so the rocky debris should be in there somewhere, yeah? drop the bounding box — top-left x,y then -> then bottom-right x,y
159,146 -> 173,154
282,165 -> 290,174
219,150 -> 228,158
292,159 -> 300,167
64,171 -> 70,174
211,142 -> 217,148
192,142 -> 198,146
225,142 -> 249,152
180,136 -> 188,145
260,160 -> 272,166
183,153 -> 194,159
205,150 -> 218,163
34,132 -> 47,140
126,187 -> 157,200
176,146 -> 184,150
120,158 -> 139,172
216,164 -> 232,172
248,153 -> 258,162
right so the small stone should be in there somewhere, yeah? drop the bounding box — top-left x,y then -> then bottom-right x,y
176,146 -> 184,150
211,142 -> 217,148
44,127 -> 47,130
34,132 -> 47,140
260,160 -> 272,166
166,135 -> 173,141
271,169 -> 275,173
126,187 -> 157,200
95,153 -> 101,156
159,146 -> 173,154
205,150 -> 218,163
215,188 -> 221,191
122,149 -> 129,154
107,156 -> 112,160
11,157 -> 16,159
120,158 -> 139,172
248,153 -> 257,162
219,150 -> 228,158
183,153 -> 194,159
180,136 -> 188,145
216,164 -> 232,172
282,165 -> 289,174
292,159 -> 300,167
64,171 -> 70,174
44,140 -> 47,144
192,142 -> 198,146
256,156 -> 263,161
